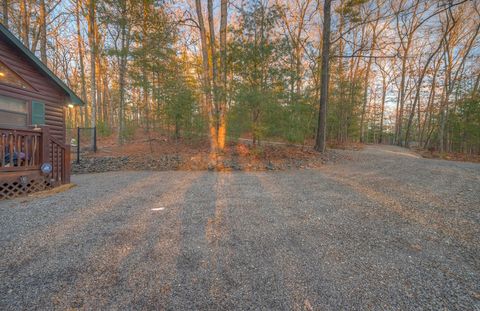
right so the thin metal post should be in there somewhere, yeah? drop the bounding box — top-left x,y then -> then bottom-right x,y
93,127 -> 97,152
77,127 -> 80,164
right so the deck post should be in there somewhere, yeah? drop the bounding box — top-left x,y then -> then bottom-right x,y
40,125 -> 50,164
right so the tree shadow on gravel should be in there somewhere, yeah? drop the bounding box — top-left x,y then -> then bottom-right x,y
50,172 -> 201,309
168,172 -> 220,309
168,172 -> 303,310
1,172 -> 203,310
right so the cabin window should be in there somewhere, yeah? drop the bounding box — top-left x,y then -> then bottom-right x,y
0,95 -> 27,127
0,60 -> 32,90
31,101 -> 45,125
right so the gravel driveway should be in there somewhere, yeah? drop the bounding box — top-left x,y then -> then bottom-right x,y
1,145 -> 479,310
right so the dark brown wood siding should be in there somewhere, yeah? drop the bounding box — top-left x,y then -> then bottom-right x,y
0,38 -> 67,142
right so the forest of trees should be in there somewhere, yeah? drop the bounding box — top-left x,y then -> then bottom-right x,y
1,0 -> 479,155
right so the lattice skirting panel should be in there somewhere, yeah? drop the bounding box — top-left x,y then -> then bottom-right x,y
1,175 -> 53,200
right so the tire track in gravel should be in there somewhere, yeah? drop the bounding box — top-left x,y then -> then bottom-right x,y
2,173 -> 163,264
114,172 -> 204,309
1,173 -> 174,308
320,167 -> 477,244
318,146 -> 480,243
0,172 -> 149,242
315,165 -> 480,306
259,169 -> 479,310
0,176 -> 169,280
48,172 -> 202,309
255,172 -> 319,311
204,173 -> 236,308
326,162 -> 477,214
334,168 -> 479,239
255,171 -> 405,310
1,174 -> 172,296
1,172 -> 199,309
167,173 -> 223,310
218,173 -> 292,310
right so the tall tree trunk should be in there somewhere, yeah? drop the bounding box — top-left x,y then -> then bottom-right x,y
438,61 -> 449,153
394,0 -> 420,146
379,74 -> 387,144
395,44 -> 410,146
420,60 -> 440,146
218,0 -> 228,150
195,0 -> 217,156
314,0 -> 331,153
20,0 -> 29,47
102,59 -> 111,127
76,0 -> 87,127
118,53 -> 126,145
336,1 -> 346,142
96,54 -> 103,122
88,0 -> 96,147
142,0 -> 150,131
360,14 -> 380,143
207,0 -> 222,151
39,0 -> 47,65
118,0 -> 130,145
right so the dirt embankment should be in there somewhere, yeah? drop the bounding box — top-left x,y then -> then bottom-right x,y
413,148 -> 480,163
72,143 -> 347,174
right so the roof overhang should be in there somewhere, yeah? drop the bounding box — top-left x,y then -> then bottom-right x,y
0,23 -> 85,106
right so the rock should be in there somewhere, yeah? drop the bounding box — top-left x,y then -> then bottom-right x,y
72,154 -> 183,174
71,148 -> 344,174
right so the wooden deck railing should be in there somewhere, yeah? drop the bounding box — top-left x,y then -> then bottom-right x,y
49,135 -> 70,184
0,126 -> 70,184
0,127 -> 42,171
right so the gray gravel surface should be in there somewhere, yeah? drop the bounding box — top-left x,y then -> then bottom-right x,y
1,145 -> 479,310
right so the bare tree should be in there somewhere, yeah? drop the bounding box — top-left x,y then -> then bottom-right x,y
393,0 -> 421,146
404,10 -> 455,147
39,0 -> 47,64
218,0 -> 228,150
195,0 -> 217,156
75,0 -> 88,126
315,0 -> 331,153
88,0 -> 96,145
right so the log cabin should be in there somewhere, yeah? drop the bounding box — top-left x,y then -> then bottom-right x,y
0,23 -> 85,200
